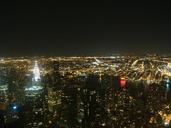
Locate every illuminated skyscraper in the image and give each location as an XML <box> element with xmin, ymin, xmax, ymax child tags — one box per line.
<box><xmin>24</xmin><ymin>61</ymin><xmax>45</xmax><ymax>128</ymax></box>
<box><xmin>32</xmin><ymin>61</ymin><xmax>41</xmax><ymax>82</ymax></box>
<box><xmin>25</xmin><ymin>61</ymin><xmax>42</xmax><ymax>93</ymax></box>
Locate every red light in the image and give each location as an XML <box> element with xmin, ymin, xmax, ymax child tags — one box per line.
<box><xmin>120</xmin><ymin>77</ymin><xmax>126</xmax><ymax>88</ymax></box>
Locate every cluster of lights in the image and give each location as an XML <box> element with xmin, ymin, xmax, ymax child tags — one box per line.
<box><xmin>32</xmin><ymin>61</ymin><xmax>41</xmax><ymax>82</ymax></box>
<box><xmin>164</xmin><ymin>77</ymin><xmax>170</xmax><ymax>91</ymax></box>
<box><xmin>164</xmin><ymin>120</ymin><xmax>170</xmax><ymax>126</ymax></box>
<box><xmin>0</xmin><ymin>85</ymin><xmax>8</xmax><ymax>91</ymax></box>
<box><xmin>25</xmin><ymin>85</ymin><xmax>43</xmax><ymax>91</ymax></box>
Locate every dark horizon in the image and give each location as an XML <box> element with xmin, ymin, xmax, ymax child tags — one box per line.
<box><xmin>0</xmin><ymin>1</ymin><xmax>171</xmax><ymax>56</ymax></box>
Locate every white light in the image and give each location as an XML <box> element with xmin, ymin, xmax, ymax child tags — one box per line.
<box><xmin>166</xmin><ymin>79</ymin><xmax>170</xmax><ymax>83</ymax></box>
<box><xmin>0</xmin><ymin>58</ymin><xmax>4</xmax><ymax>62</ymax></box>
<box><xmin>110</xmin><ymin>56</ymin><xmax>116</xmax><ymax>59</ymax></box>
<box><xmin>13</xmin><ymin>106</ymin><xmax>17</xmax><ymax>110</ymax></box>
<box><xmin>33</xmin><ymin>61</ymin><xmax>41</xmax><ymax>82</ymax></box>
<box><xmin>164</xmin><ymin>121</ymin><xmax>169</xmax><ymax>126</ymax></box>
<box><xmin>167</xmin><ymin>84</ymin><xmax>169</xmax><ymax>88</ymax></box>
<box><xmin>25</xmin><ymin>85</ymin><xmax>43</xmax><ymax>91</ymax></box>
<box><xmin>102</xmin><ymin>123</ymin><xmax>106</xmax><ymax>126</ymax></box>
<box><xmin>0</xmin><ymin>85</ymin><xmax>8</xmax><ymax>91</ymax></box>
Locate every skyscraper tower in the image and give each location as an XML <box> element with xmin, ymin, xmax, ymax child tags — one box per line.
<box><xmin>32</xmin><ymin>61</ymin><xmax>41</xmax><ymax>82</ymax></box>
<box><xmin>24</xmin><ymin>60</ymin><xmax>45</xmax><ymax>128</ymax></box>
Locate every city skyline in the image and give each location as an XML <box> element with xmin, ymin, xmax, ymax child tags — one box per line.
<box><xmin>1</xmin><ymin>2</ymin><xmax>171</xmax><ymax>127</ymax></box>
<box><xmin>1</xmin><ymin>55</ymin><xmax>171</xmax><ymax>127</ymax></box>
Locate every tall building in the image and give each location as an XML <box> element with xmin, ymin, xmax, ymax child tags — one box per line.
<box><xmin>24</xmin><ymin>61</ymin><xmax>45</xmax><ymax>128</ymax></box>
<box><xmin>0</xmin><ymin>63</ymin><xmax>9</xmax><ymax>128</ymax></box>
<box><xmin>53</xmin><ymin>60</ymin><xmax>60</xmax><ymax>72</ymax></box>
<box><xmin>80</xmin><ymin>74</ymin><xmax>108</xmax><ymax>128</ymax></box>
<box><xmin>32</xmin><ymin>61</ymin><xmax>41</xmax><ymax>82</ymax></box>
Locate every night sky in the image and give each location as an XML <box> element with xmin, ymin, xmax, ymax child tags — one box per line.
<box><xmin>0</xmin><ymin>1</ymin><xmax>171</xmax><ymax>56</ymax></box>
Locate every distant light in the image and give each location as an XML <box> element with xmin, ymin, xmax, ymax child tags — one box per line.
<box><xmin>164</xmin><ymin>121</ymin><xmax>169</xmax><ymax>126</ymax></box>
<box><xmin>0</xmin><ymin>85</ymin><xmax>8</xmax><ymax>91</ymax></box>
<box><xmin>11</xmin><ymin>104</ymin><xmax>18</xmax><ymax>111</ymax></box>
<box><xmin>0</xmin><ymin>58</ymin><xmax>4</xmax><ymax>62</ymax></box>
<box><xmin>33</xmin><ymin>61</ymin><xmax>41</xmax><ymax>82</ymax></box>
<box><xmin>167</xmin><ymin>84</ymin><xmax>169</xmax><ymax>88</ymax></box>
<box><xmin>110</xmin><ymin>56</ymin><xmax>116</xmax><ymax>59</ymax></box>
<box><xmin>13</xmin><ymin>105</ymin><xmax>17</xmax><ymax>110</ymax></box>
<box><xmin>120</xmin><ymin>76</ymin><xmax>126</xmax><ymax>88</ymax></box>
<box><xmin>166</xmin><ymin>79</ymin><xmax>170</xmax><ymax>83</ymax></box>
<box><xmin>102</xmin><ymin>123</ymin><xmax>106</xmax><ymax>126</ymax></box>
<box><xmin>25</xmin><ymin>85</ymin><xmax>43</xmax><ymax>91</ymax></box>
<box><xmin>78</xmin><ymin>119</ymin><xmax>82</xmax><ymax>123</ymax></box>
